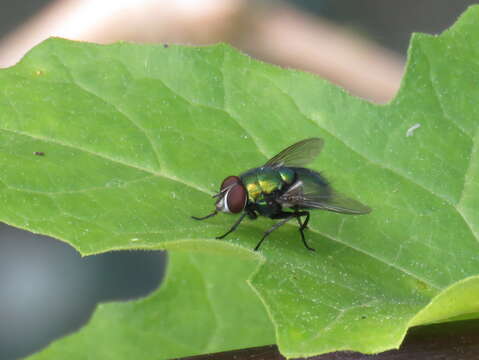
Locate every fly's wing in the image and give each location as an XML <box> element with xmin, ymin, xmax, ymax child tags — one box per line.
<box><xmin>278</xmin><ymin>169</ymin><xmax>371</xmax><ymax>214</ymax></box>
<box><xmin>264</xmin><ymin>138</ymin><xmax>324</xmax><ymax>168</ymax></box>
<box><xmin>304</xmin><ymin>191</ymin><xmax>372</xmax><ymax>214</ymax></box>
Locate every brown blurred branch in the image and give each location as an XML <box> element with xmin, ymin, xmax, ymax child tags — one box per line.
<box><xmin>177</xmin><ymin>319</ymin><xmax>479</xmax><ymax>360</ymax></box>
<box><xmin>235</xmin><ymin>3</ymin><xmax>404</xmax><ymax>103</ymax></box>
<box><xmin>0</xmin><ymin>0</ymin><xmax>403</xmax><ymax>103</ymax></box>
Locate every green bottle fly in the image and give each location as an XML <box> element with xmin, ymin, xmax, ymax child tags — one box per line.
<box><xmin>192</xmin><ymin>138</ymin><xmax>371</xmax><ymax>251</ymax></box>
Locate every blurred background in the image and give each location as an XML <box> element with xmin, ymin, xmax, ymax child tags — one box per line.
<box><xmin>0</xmin><ymin>0</ymin><xmax>477</xmax><ymax>359</ymax></box>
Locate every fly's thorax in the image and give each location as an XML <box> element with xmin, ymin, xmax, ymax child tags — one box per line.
<box><xmin>253</xmin><ymin>193</ymin><xmax>283</xmax><ymax>217</ymax></box>
<box><xmin>240</xmin><ymin>170</ymin><xmax>260</xmax><ymax>202</ymax></box>
<box><xmin>240</xmin><ymin>167</ymin><xmax>296</xmax><ymax>203</ymax></box>
<box><xmin>245</xmin><ymin>182</ymin><xmax>261</xmax><ymax>202</ymax></box>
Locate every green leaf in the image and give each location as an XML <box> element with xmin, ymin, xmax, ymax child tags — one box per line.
<box><xmin>30</xmin><ymin>248</ymin><xmax>275</xmax><ymax>359</ymax></box>
<box><xmin>0</xmin><ymin>5</ymin><xmax>477</xmax><ymax>359</ymax></box>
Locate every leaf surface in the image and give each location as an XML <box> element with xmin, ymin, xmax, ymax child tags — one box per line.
<box><xmin>30</xmin><ymin>248</ymin><xmax>274</xmax><ymax>359</ymax></box>
<box><xmin>0</xmin><ymin>6</ymin><xmax>477</xmax><ymax>359</ymax></box>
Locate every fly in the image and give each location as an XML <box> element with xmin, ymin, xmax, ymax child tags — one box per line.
<box><xmin>192</xmin><ymin>138</ymin><xmax>371</xmax><ymax>251</ymax></box>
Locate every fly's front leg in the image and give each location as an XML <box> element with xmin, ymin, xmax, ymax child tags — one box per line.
<box><xmin>216</xmin><ymin>212</ymin><xmax>248</xmax><ymax>239</ymax></box>
<box><xmin>192</xmin><ymin>210</ymin><xmax>218</xmax><ymax>221</ymax></box>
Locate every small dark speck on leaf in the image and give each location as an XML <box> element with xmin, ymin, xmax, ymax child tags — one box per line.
<box><xmin>34</xmin><ymin>151</ymin><xmax>45</xmax><ymax>156</ymax></box>
<box><xmin>361</xmin><ymin>315</ymin><xmax>367</xmax><ymax>319</ymax></box>
<box><xmin>163</xmin><ymin>43</ymin><xmax>169</xmax><ymax>48</ymax></box>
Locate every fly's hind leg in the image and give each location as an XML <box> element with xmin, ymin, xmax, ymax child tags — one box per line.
<box><xmin>295</xmin><ymin>211</ymin><xmax>314</xmax><ymax>251</ymax></box>
<box><xmin>296</xmin><ymin>211</ymin><xmax>310</xmax><ymax>230</ymax></box>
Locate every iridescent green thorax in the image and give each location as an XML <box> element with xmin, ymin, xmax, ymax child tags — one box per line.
<box><xmin>240</xmin><ymin>167</ymin><xmax>295</xmax><ymax>203</ymax></box>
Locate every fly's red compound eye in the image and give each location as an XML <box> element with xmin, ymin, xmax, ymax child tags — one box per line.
<box><xmin>220</xmin><ymin>176</ymin><xmax>240</xmax><ymax>190</ymax></box>
<box><xmin>226</xmin><ymin>184</ymin><xmax>247</xmax><ymax>213</ymax></box>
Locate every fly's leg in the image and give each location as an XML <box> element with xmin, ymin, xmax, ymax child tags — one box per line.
<box><xmin>191</xmin><ymin>211</ymin><xmax>218</xmax><ymax>221</ymax></box>
<box><xmin>254</xmin><ymin>213</ymin><xmax>295</xmax><ymax>251</ymax></box>
<box><xmin>295</xmin><ymin>211</ymin><xmax>314</xmax><ymax>251</ymax></box>
<box><xmin>247</xmin><ymin>210</ymin><xmax>258</xmax><ymax>220</ymax></box>
<box><xmin>216</xmin><ymin>212</ymin><xmax>248</xmax><ymax>239</ymax></box>
<box><xmin>299</xmin><ymin>211</ymin><xmax>310</xmax><ymax>230</ymax></box>
<box><xmin>292</xmin><ymin>206</ymin><xmax>310</xmax><ymax>229</ymax></box>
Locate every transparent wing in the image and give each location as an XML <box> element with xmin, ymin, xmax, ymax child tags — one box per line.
<box><xmin>264</xmin><ymin>138</ymin><xmax>324</xmax><ymax>168</ymax></box>
<box><xmin>301</xmin><ymin>191</ymin><xmax>372</xmax><ymax>214</ymax></box>
<box><xmin>278</xmin><ymin>169</ymin><xmax>371</xmax><ymax>214</ymax></box>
